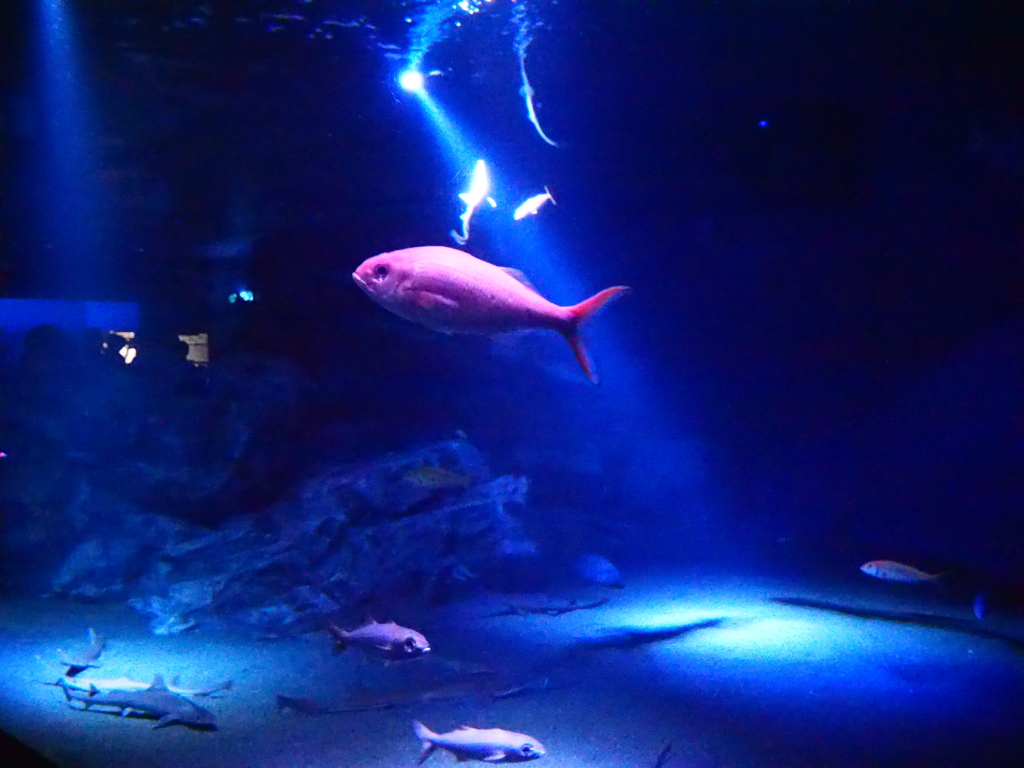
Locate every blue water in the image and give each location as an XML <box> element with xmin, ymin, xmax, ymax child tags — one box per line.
<box><xmin>0</xmin><ymin>1</ymin><xmax>1020</xmax><ymax>767</ymax></box>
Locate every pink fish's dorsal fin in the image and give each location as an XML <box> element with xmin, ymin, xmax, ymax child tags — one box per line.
<box><xmin>498</xmin><ymin>267</ymin><xmax>537</xmax><ymax>292</ymax></box>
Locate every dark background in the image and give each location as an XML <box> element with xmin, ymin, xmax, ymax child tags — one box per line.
<box><xmin>0</xmin><ymin>1</ymin><xmax>1020</xmax><ymax>578</ymax></box>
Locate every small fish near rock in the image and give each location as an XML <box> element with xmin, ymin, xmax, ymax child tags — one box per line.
<box><xmin>860</xmin><ymin>560</ymin><xmax>941</xmax><ymax>583</ymax></box>
<box><xmin>328</xmin><ymin>618</ymin><xmax>431</xmax><ymax>661</ymax></box>
<box><xmin>574</xmin><ymin>553</ymin><xmax>625</xmax><ymax>589</ymax></box>
<box><xmin>413</xmin><ymin>720</ymin><xmax>546</xmax><ymax>764</ymax></box>
<box><xmin>353</xmin><ymin>245</ymin><xmax>629</xmax><ymax>384</ymax></box>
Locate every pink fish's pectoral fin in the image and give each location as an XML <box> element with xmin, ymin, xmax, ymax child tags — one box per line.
<box><xmin>414</xmin><ymin>291</ymin><xmax>459</xmax><ymax>311</ymax></box>
<box><xmin>483</xmin><ymin>753</ymin><xmax>507</xmax><ymax>762</ymax></box>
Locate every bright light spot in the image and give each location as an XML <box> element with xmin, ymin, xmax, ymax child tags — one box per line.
<box><xmin>399</xmin><ymin>70</ymin><xmax>425</xmax><ymax>93</ymax></box>
<box><xmin>119</xmin><ymin>344</ymin><xmax>137</xmax><ymax>364</ymax></box>
<box><xmin>239</xmin><ymin>290</ymin><xmax>254</xmax><ymax>302</ymax></box>
<box><xmin>228</xmin><ymin>293</ymin><xmax>237</xmax><ymax>303</ymax></box>
<box><xmin>758</xmin><ymin>120</ymin><xmax>769</xmax><ymax>128</ymax></box>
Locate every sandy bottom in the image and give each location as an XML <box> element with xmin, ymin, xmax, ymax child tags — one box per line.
<box><xmin>1</xmin><ymin>567</ymin><xmax>1023</xmax><ymax>768</ymax></box>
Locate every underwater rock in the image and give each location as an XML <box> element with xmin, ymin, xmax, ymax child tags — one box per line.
<box><xmin>41</xmin><ymin>438</ymin><xmax>536</xmax><ymax>636</ymax></box>
<box><xmin>0</xmin><ymin>346</ymin><xmax>314</xmax><ymax>528</ymax></box>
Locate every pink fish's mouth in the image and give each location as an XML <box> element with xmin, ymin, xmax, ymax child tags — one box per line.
<box><xmin>352</xmin><ymin>272</ymin><xmax>370</xmax><ymax>294</ymax></box>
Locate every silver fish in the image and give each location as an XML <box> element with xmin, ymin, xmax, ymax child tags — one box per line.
<box><xmin>860</xmin><ymin>560</ymin><xmax>941</xmax><ymax>583</ymax></box>
<box><xmin>328</xmin><ymin>619</ymin><xmax>430</xmax><ymax>661</ymax></box>
<box><xmin>413</xmin><ymin>720</ymin><xmax>546</xmax><ymax>764</ymax></box>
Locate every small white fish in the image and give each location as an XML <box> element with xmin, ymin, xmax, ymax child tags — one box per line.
<box><xmin>452</xmin><ymin>160</ymin><xmax>491</xmax><ymax>245</ymax></box>
<box><xmin>860</xmin><ymin>560</ymin><xmax>941</xmax><ymax>583</ymax></box>
<box><xmin>517</xmin><ymin>41</ymin><xmax>558</xmax><ymax>147</ymax></box>
<box><xmin>413</xmin><ymin>720</ymin><xmax>546</xmax><ymax>764</ymax></box>
<box><xmin>513</xmin><ymin>187</ymin><xmax>555</xmax><ymax>221</ymax></box>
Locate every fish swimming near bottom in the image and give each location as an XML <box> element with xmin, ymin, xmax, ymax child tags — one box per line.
<box><xmin>352</xmin><ymin>246</ymin><xmax>629</xmax><ymax>384</ymax></box>
<box><xmin>328</xmin><ymin>618</ymin><xmax>431</xmax><ymax>661</ymax></box>
<box><xmin>860</xmin><ymin>560</ymin><xmax>941</xmax><ymax>583</ymax></box>
<box><xmin>57</xmin><ymin>628</ymin><xmax>105</xmax><ymax>677</ymax></box>
<box><xmin>58</xmin><ymin>675</ymin><xmax>216</xmax><ymax>729</ymax></box>
<box><xmin>54</xmin><ymin>675</ymin><xmax>232</xmax><ymax>698</ymax></box>
<box><xmin>413</xmin><ymin>720</ymin><xmax>546</xmax><ymax>764</ymax></box>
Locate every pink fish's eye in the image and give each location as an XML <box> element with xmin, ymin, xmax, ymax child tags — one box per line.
<box><xmin>374</xmin><ymin>264</ymin><xmax>388</xmax><ymax>279</ymax></box>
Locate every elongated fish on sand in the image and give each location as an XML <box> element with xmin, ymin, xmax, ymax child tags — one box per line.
<box><xmin>328</xmin><ymin>619</ymin><xmax>430</xmax><ymax>661</ymax></box>
<box><xmin>58</xmin><ymin>675</ymin><xmax>216</xmax><ymax>729</ymax></box>
<box><xmin>860</xmin><ymin>560</ymin><xmax>941</xmax><ymax>583</ymax></box>
<box><xmin>57</xmin><ymin>628</ymin><xmax>105</xmax><ymax>676</ymax></box>
<box><xmin>54</xmin><ymin>675</ymin><xmax>232</xmax><ymax>698</ymax></box>
<box><xmin>353</xmin><ymin>246</ymin><xmax>629</xmax><ymax>384</ymax></box>
<box><xmin>413</xmin><ymin>720</ymin><xmax>546</xmax><ymax>764</ymax></box>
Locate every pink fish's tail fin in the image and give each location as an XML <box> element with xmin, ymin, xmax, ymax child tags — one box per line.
<box><xmin>413</xmin><ymin>721</ymin><xmax>438</xmax><ymax>764</ymax></box>
<box><xmin>562</xmin><ymin>286</ymin><xmax>631</xmax><ymax>385</ymax></box>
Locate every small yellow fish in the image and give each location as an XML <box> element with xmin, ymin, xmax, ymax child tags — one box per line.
<box><xmin>860</xmin><ymin>560</ymin><xmax>941</xmax><ymax>583</ymax></box>
<box><xmin>403</xmin><ymin>466</ymin><xmax>473</xmax><ymax>490</ymax></box>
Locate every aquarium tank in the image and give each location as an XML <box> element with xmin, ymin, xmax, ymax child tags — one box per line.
<box><xmin>0</xmin><ymin>1</ymin><xmax>1020</xmax><ymax>766</ymax></box>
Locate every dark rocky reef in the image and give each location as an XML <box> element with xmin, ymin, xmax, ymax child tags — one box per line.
<box><xmin>0</xmin><ymin>331</ymin><xmax>538</xmax><ymax>635</ymax></box>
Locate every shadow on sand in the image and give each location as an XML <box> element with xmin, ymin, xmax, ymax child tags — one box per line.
<box><xmin>771</xmin><ymin>597</ymin><xmax>1024</xmax><ymax>652</ymax></box>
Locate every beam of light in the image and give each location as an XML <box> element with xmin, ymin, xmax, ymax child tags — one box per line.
<box><xmin>34</xmin><ymin>0</ymin><xmax>107</xmax><ymax>299</ymax></box>
<box><xmin>399</xmin><ymin>0</ymin><xmax>495</xmax><ymax>74</ymax></box>
<box><xmin>512</xmin><ymin>3</ymin><xmax>558</xmax><ymax>148</ymax></box>
<box><xmin>411</xmin><ymin>88</ymin><xmax>480</xmax><ymax>171</ymax></box>
<box><xmin>512</xmin><ymin>186</ymin><xmax>555</xmax><ymax>221</ymax></box>
<box><xmin>451</xmin><ymin>159</ymin><xmax>492</xmax><ymax>246</ymax></box>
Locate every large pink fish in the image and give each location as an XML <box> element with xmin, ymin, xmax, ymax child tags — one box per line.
<box><xmin>352</xmin><ymin>246</ymin><xmax>629</xmax><ymax>384</ymax></box>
